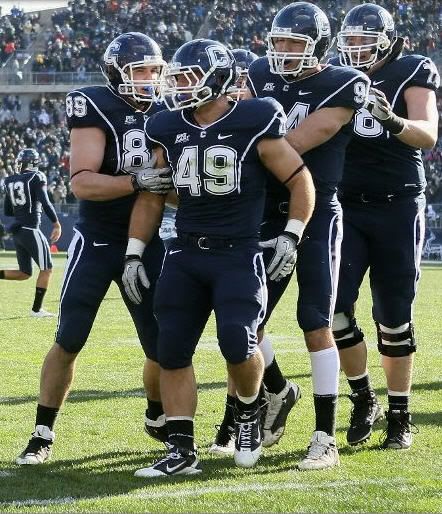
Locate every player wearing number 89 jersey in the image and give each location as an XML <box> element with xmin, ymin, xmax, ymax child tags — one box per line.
<box><xmin>16</xmin><ymin>33</ymin><xmax>171</xmax><ymax>467</ymax></box>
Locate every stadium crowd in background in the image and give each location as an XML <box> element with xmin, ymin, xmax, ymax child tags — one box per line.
<box><xmin>0</xmin><ymin>0</ymin><xmax>441</xmax><ymax>202</ymax></box>
<box><xmin>0</xmin><ymin>6</ymin><xmax>40</xmax><ymax>65</ymax></box>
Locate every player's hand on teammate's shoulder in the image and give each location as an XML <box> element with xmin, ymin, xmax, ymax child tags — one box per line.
<box><xmin>131</xmin><ymin>154</ymin><xmax>174</xmax><ymax>195</ymax></box>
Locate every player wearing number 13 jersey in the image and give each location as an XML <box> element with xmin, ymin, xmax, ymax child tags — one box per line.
<box><xmin>331</xmin><ymin>4</ymin><xmax>440</xmax><ymax>450</ymax></box>
<box><xmin>245</xmin><ymin>2</ymin><xmax>369</xmax><ymax>469</ymax></box>
<box><xmin>16</xmin><ymin>33</ymin><xmax>172</xmax><ymax>466</ymax></box>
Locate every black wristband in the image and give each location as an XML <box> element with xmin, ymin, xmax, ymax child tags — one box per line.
<box><xmin>282</xmin><ymin>231</ymin><xmax>300</xmax><ymax>246</ymax></box>
<box><xmin>131</xmin><ymin>174</ymin><xmax>142</xmax><ymax>193</ymax></box>
<box><xmin>124</xmin><ymin>254</ymin><xmax>140</xmax><ymax>262</ymax></box>
<box><xmin>379</xmin><ymin>113</ymin><xmax>405</xmax><ymax>135</ymax></box>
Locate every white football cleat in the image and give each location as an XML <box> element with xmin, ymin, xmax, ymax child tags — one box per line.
<box><xmin>234</xmin><ymin>408</ymin><xmax>262</xmax><ymax>468</ymax></box>
<box><xmin>298</xmin><ymin>431</ymin><xmax>340</xmax><ymax>470</ymax></box>
<box><xmin>30</xmin><ymin>309</ymin><xmax>56</xmax><ymax>318</ymax></box>
<box><xmin>16</xmin><ymin>425</ymin><xmax>55</xmax><ymax>465</ymax></box>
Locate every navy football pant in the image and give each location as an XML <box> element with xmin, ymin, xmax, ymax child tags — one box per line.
<box><xmin>13</xmin><ymin>226</ymin><xmax>52</xmax><ymax>275</ymax></box>
<box><xmin>260</xmin><ymin>196</ymin><xmax>342</xmax><ymax>333</ymax></box>
<box><xmin>55</xmin><ymin>228</ymin><xmax>164</xmax><ymax>359</ymax></box>
<box><xmin>154</xmin><ymin>241</ymin><xmax>267</xmax><ymax>369</ymax></box>
<box><xmin>335</xmin><ymin>194</ymin><xmax>425</xmax><ymax>327</ymax></box>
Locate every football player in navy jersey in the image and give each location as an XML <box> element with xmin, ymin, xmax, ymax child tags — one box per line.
<box><xmin>1</xmin><ymin>148</ymin><xmax>61</xmax><ymax>317</ymax></box>
<box><xmin>122</xmin><ymin>38</ymin><xmax>315</xmax><ymax>477</ymax></box>
<box><xmin>331</xmin><ymin>4</ymin><xmax>440</xmax><ymax>449</ymax></box>
<box><xmin>243</xmin><ymin>2</ymin><xmax>370</xmax><ymax>469</ymax></box>
<box><xmin>16</xmin><ymin>32</ymin><xmax>174</xmax><ymax>466</ymax></box>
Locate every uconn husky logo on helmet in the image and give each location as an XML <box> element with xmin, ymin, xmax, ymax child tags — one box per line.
<box><xmin>162</xmin><ymin>39</ymin><xmax>236</xmax><ymax>111</ymax></box>
<box><xmin>267</xmin><ymin>2</ymin><xmax>331</xmax><ymax>76</ymax></box>
<box><xmin>15</xmin><ymin>148</ymin><xmax>40</xmax><ymax>173</ymax></box>
<box><xmin>337</xmin><ymin>4</ymin><xmax>396</xmax><ymax>70</ymax></box>
<box><xmin>101</xmin><ymin>32</ymin><xmax>166</xmax><ymax>103</ymax></box>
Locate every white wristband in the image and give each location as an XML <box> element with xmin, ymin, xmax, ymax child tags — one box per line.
<box><xmin>126</xmin><ymin>237</ymin><xmax>146</xmax><ymax>257</ymax></box>
<box><xmin>285</xmin><ymin>219</ymin><xmax>305</xmax><ymax>240</ymax></box>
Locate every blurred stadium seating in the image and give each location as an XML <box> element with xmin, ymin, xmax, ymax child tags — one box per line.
<box><xmin>0</xmin><ymin>0</ymin><xmax>441</xmax><ymax>254</ymax></box>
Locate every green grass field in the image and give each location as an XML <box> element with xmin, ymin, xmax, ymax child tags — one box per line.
<box><xmin>0</xmin><ymin>253</ymin><xmax>441</xmax><ymax>513</ymax></box>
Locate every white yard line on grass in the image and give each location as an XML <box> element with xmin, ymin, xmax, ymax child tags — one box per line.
<box><xmin>1</xmin><ymin>478</ymin><xmax>405</xmax><ymax>508</ymax></box>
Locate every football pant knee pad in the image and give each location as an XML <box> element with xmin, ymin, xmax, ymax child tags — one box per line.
<box><xmin>376</xmin><ymin>322</ymin><xmax>416</xmax><ymax>357</ymax></box>
<box><xmin>218</xmin><ymin>323</ymin><xmax>258</xmax><ymax>364</ymax></box>
<box><xmin>332</xmin><ymin>311</ymin><xmax>364</xmax><ymax>350</ymax></box>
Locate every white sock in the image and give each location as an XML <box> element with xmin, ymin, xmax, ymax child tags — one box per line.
<box><xmin>310</xmin><ymin>346</ymin><xmax>340</xmax><ymax>396</ymax></box>
<box><xmin>237</xmin><ymin>393</ymin><xmax>259</xmax><ymax>404</ymax></box>
<box><xmin>259</xmin><ymin>335</ymin><xmax>275</xmax><ymax>368</ymax></box>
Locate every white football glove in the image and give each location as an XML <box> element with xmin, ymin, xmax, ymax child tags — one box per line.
<box><xmin>260</xmin><ymin>232</ymin><xmax>299</xmax><ymax>281</ymax></box>
<box><xmin>122</xmin><ymin>255</ymin><xmax>150</xmax><ymax>304</ymax></box>
<box><xmin>131</xmin><ymin>156</ymin><xmax>173</xmax><ymax>194</ymax></box>
<box><xmin>367</xmin><ymin>88</ymin><xmax>405</xmax><ymax>135</ymax></box>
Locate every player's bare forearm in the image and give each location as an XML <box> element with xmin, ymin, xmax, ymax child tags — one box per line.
<box><xmin>285</xmin><ymin>107</ymin><xmax>353</xmax><ymax>155</ymax></box>
<box><xmin>396</xmin><ymin>119</ymin><xmax>438</xmax><ymax>149</ymax></box>
<box><xmin>128</xmin><ymin>191</ymin><xmax>165</xmax><ymax>244</ymax></box>
<box><xmin>71</xmin><ymin>171</ymin><xmax>134</xmax><ymax>201</ymax></box>
<box><xmin>286</xmin><ymin>168</ymin><xmax>315</xmax><ymax>225</ymax></box>
<box><xmin>397</xmin><ymin>87</ymin><xmax>438</xmax><ymax>149</ymax></box>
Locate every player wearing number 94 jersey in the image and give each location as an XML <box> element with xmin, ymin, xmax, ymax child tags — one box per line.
<box><xmin>245</xmin><ymin>2</ymin><xmax>369</xmax><ymax>470</ymax></box>
<box><xmin>16</xmin><ymin>32</ymin><xmax>174</xmax><ymax>467</ymax></box>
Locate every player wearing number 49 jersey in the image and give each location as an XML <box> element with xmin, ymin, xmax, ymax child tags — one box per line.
<box><xmin>16</xmin><ymin>32</ymin><xmax>174</xmax><ymax>466</ymax></box>
<box><xmin>242</xmin><ymin>2</ymin><xmax>370</xmax><ymax>470</ymax></box>
<box><xmin>330</xmin><ymin>3</ymin><xmax>440</xmax><ymax>450</ymax></box>
<box><xmin>122</xmin><ymin>38</ymin><xmax>314</xmax><ymax>478</ymax></box>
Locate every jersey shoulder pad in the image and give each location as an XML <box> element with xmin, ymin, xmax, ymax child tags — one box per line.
<box><xmin>396</xmin><ymin>54</ymin><xmax>440</xmax><ymax>91</ymax></box>
<box><xmin>145</xmin><ymin>109</ymin><xmax>178</xmax><ymax>145</ymax></box>
<box><xmin>247</xmin><ymin>57</ymin><xmax>270</xmax><ymax>97</ymax></box>
<box><xmin>247</xmin><ymin>97</ymin><xmax>287</xmax><ymax>138</ymax></box>
<box><xmin>320</xmin><ymin>65</ymin><xmax>370</xmax><ymax>110</ymax></box>
<box><xmin>36</xmin><ymin>171</ymin><xmax>47</xmax><ymax>185</ymax></box>
<box><xmin>66</xmin><ymin>86</ymin><xmax>114</xmax><ymax>130</ymax></box>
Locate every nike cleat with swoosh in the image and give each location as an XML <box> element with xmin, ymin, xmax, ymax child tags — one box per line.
<box><xmin>134</xmin><ymin>443</ymin><xmax>202</xmax><ymax>478</ymax></box>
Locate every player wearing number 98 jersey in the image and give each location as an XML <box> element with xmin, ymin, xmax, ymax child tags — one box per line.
<box><xmin>245</xmin><ymin>2</ymin><xmax>369</xmax><ymax>469</ymax></box>
<box><xmin>15</xmin><ymin>32</ymin><xmax>172</xmax><ymax>467</ymax></box>
<box><xmin>331</xmin><ymin>4</ymin><xmax>440</xmax><ymax>450</ymax></box>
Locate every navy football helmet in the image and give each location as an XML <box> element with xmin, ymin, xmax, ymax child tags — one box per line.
<box><xmin>101</xmin><ymin>32</ymin><xmax>166</xmax><ymax>103</ymax></box>
<box><xmin>337</xmin><ymin>4</ymin><xmax>395</xmax><ymax>70</ymax></box>
<box><xmin>162</xmin><ymin>39</ymin><xmax>236</xmax><ymax>111</ymax></box>
<box><xmin>267</xmin><ymin>2</ymin><xmax>331</xmax><ymax>76</ymax></box>
<box><xmin>228</xmin><ymin>49</ymin><xmax>259</xmax><ymax>100</ymax></box>
<box><xmin>15</xmin><ymin>148</ymin><xmax>40</xmax><ymax>173</ymax></box>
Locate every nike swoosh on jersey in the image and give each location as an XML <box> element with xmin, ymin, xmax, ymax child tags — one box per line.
<box><xmin>218</xmin><ymin>134</ymin><xmax>233</xmax><ymax>140</ymax></box>
<box><xmin>298</xmin><ymin>90</ymin><xmax>312</xmax><ymax>95</ymax></box>
<box><xmin>372</xmin><ymin>80</ymin><xmax>385</xmax><ymax>86</ymax></box>
<box><xmin>169</xmin><ymin>249</ymin><xmax>182</xmax><ymax>255</ymax></box>
<box><xmin>93</xmin><ymin>242</ymin><xmax>109</xmax><ymax>247</ymax></box>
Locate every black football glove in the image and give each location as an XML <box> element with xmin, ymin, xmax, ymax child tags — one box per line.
<box><xmin>122</xmin><ymin>255</ymin><xmax>150</xmax><ymax>304</ymax></box>
<box><xmin>260</xmin><ymin>231</ymin><xmax>299</xmax><ymax>281</ymax></box>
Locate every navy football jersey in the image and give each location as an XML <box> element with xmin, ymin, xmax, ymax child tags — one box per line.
<box><xmin>248</xmin><ymin>58</ymin><xmax>370</xmax><ymax>205</ymax></box>
<box><xmin>332</xmin><ymin>55</ymin><xmax>440</xmax><ymax>195</ymax></box>
<box><xmin>145</xmin><ymin>98</ymin><xmax>286</xmax><ymax>238</ymax></box>
<box><xmin>66</xmin><ymin>86</ymin><xmax>164</xmax><ymax>240</ymax></box>
<box><xmin>4</xmin><ymin>171</ymin><xmax>57</xmax><ymax>229</ymax></box>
